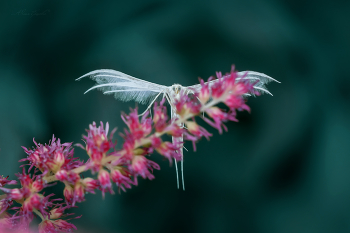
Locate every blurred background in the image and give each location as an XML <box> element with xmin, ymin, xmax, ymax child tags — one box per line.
<box><xmin>1</xmin><ymin>0</ymin><xmax>350</xmax><ymax>232</ymax></box>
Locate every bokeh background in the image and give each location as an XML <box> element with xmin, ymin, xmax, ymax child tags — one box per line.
<box><xmin>1</xmin><ymin>0</ymin><xmax>350</xmax><ymax>232</ymax></box>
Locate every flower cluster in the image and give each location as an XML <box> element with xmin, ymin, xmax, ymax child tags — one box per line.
<box><xmin>0</xmin><ymin>66</ymin><xmax>274</xmax><ymax>232</ymax></box>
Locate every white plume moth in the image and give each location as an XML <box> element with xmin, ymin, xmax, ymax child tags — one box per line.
<box><xmin>76</xmin><ymin>68</ymin><xmax>279</xmax><ymax>190</ymax></box>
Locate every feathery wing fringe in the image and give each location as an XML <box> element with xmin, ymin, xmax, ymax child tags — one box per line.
<box><xmin>76</xmin><ymin>69</ymin><xmax>168</xmax><ymax>105</ymax></box>
<box><xmin>188</xmin><ymin>71</ymin><xmax>280</xmax><ymax>96</ymax></box>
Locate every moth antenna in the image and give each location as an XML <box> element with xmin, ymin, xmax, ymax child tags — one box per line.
<box><xmin>174</xmin><ymin>158</ymin><xmax>179</xmax><ymax>189</ymax></box>
<box><xmin>183</xmin><ymin>146</ymin><xmax>188</xmax><ymax>152</ymax></box>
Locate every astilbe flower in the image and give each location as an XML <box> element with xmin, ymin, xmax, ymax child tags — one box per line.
<box><xmin>21</xmin><ymin>135</ymin><xmax>83</xmax><ymax>175</ymax></box>
<box><xmin>0</xmin><ymin>66</ymin><xmax>275</xmax><ymax>232</ymax></box>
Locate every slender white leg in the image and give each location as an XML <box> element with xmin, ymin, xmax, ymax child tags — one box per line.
<box><xmin>181</xmin><ymin>158</ymin><xmax>185</xmax><ymax>191</ymax></box>
<box><xmin>138</xmin><ymin>91</ymin><xmax>163</xmax><ymax>117</ymax></box>
<box><xmin>174</xmin><ymin>158</ymin><xmax>179</xmax><ymax>189</ymax></box>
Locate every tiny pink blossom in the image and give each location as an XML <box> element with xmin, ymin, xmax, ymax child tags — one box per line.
<box><xmin>55</xmin><ymin>170</ymin><xmax>68</xmax><ymax>182</ymax></box>
<box><xmin>9</xmin><ymin>188</ymin><xmax>23</xmax><ymax>201</ymax></box>
<box><xmin>98</xmin><ymin>170</ymin><xmax>113</xmax><ymax>197</ymax></box>
<box><xmin>73</xmin><ymin>183</ymin><xmax>85</xmax><ymax>203</ymax></box>
<box><xmin>153</xmin><ymin>99</ymin><xmax>168</xmax><ymax>132</ymax></box>
<box><xmin>31</xmin><ymin>180</ymin><xmax>44</xmax><ymax>193</ymax></box>
<box><xmin>155</xmin><ymin>142</ymin><xmax>182</xmax><ymax>163</ymax></box>
<box><xmin>110</xmin><ymin>169</ymin><xmax>133</xmax><ymax>192</ymax></box>
<box><xmin>198</xmin><ymin>78</ymin><xmax>211</xmax><ymax>104</ymax></box>
<box><xmin>63</xmin><ymin>185</ymin><xmax>74</xmax><ymax>205</ymax></box>
<box><xmin>38</xmin><ymin>219</ymin><xmax>77</xmax><ymax>233</ymax></box>
<box><xmin>82</xmin><ymin>178</ymin><xmax>99</xmax><ymax>194</ymax></box>
<box><xmin>130</xmin><ymin>156</ymin><xmax>160</xmax><ymax>182</ymax></box>
<box><xmin>0</xmin><ymin>176</ymin><xmax>17</xmax><ymax>187</ymax></box>
<box><xmin>204</xmin><ymin>107</ymin><xmax>238</xmax><ymax>133</ymax></box>
<box><xmin>224</xmin><ymin>94</ymin><xmax>250</xmax><ymax>112</ymax></box>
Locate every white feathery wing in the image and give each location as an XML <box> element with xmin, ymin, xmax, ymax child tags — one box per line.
<box><xmin>187</xmin><ymin>71</ymin><xmax>280</xmax><ymax>96</ymax></box>
<box><xmin>76</xmin><ymin>69</ymin><xmax>168</xmax><ymax>105</ymax></box>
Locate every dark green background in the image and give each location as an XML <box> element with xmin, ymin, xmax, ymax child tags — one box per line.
<box><xmin>1</xmin><ymin>1</ymin><xmax>350</xmax><ymax>232</ymax></box>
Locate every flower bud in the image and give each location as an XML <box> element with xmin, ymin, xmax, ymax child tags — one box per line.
<box><xmin>49</xmin><ymin>207</ymin><xmax>64</xmax><ymax>219</ymax></box>
<box><xmin>63</xmin><ymin>185</ymin><xmax>74</xmax><ymax>203</ymax></box>
<box><xmin>31</xmin><ymin>180</ymin><xmax>44</xmax><ymax>192</ymax></box>
<box><xmin>98</xmin><ymin>170</ymin><xmax>111</xmax><ymax>190</ymax></box>
<box><xmin>53</xmin><ymin>151</ymin><xmax>65</xmax><ymax>171</ymax></box>
<box><xmin>55</xmin><ymin>169</ymin><xmax>68</xmax><ymax>181</ymax></box>
<box><xmin>10</xmin><ymin>188</ymin><xmax>23</xmax><ymax>200</ymax></box>
<box><xmin>82</xmin><ymin>178</ymin><xmax>99</xmax><ymax>193</ymax></box>
<box><xmin>74</xmin><ymin>182</ymin><xmax>85</xmax><ymax>203</ymax></box>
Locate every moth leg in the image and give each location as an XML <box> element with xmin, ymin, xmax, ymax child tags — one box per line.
<box><xmin>138</xmin><ymin>91</ymin><xmax>163</xmax><ymax>117</ymax></box>
<box><xmin>174</xmin><ymin>158</ymin><xmax>179</xmax><ymax>189</ymax></box>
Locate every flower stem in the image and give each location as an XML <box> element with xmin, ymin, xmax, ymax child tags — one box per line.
<box><xmin>42</xmin><ymin>97</ymin><xmax>224</xmax><ymax>184</ymax></box>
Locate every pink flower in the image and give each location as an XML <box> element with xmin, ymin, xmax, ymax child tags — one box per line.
<box><xmin>184</xmin><ymin>121</ymin><xmax>212</xmax><ymax>151</ymax></box>
<box><xmin>55</xmin><ymin>170</ymin><xmax>68</xmax><ymax>181</ymax></box>
<box><xmin>204</xmin><ymin>107</ymin><xmax>238</xmax><ymax>134</ymax></box>
<box><xmin>153</xmin><ymin>99</ymin><xmax>169</xmax><ymax>132</ymax></box>
<box><xmin>0</xmin><ymin>176</ymin><xmax>17</xmax><ymax>187</ymax></box>
<box><xmin>174</xmin><ymin>92</ymin><xmax>201</xmax><ymax>118</ymax></box>
<box><xmin>130</xmin><ymin>156</ymin><xmax>160</xmax><ymax>182</ymax></box>
<box><xmin>154</xmin><ymin>141</ymin><xmax>182</xmax><ymax>163</ymax></box>
<box><xmin>163</xmin><ymin>124</ymin><xmax>184</xmax><ymax>137</ymax></box>
<box><xmin>31</xmin><ymin>180</ymin><xmax>44</xmax><ymax>193</ymax></box>
<box><xmin>82</xmin><ymin>178</ymin><xmax>99</xmax><ymax>194</ymax></box>
<box><xmin>78</xmin><ymin>121</ymin><xmax>116</xmax><ymax>158</ymax></box>
<box><xmin>39</xmin><ymin>219</ymin><xmax>77</xmax><ymax>233</ymax></box>
<box><xmin>198</xmin><ymin>78</ymin><xmax>211</xmax><ymax>104</ymax></box>
<box><xmin>110</xmin><ymin>169</ymin><xmax>133</xmax><ymax>192</ymax></box>
<box><xmin>211</xmin><ymin>72</ymin><xmax>225</xmax><ymax>99</ymax></box>
<box><xmin>63</xmin><ymin>185</ymin><xmax>74</xmax><ymax>205</ymax></box>
<box><xmin>73</xmin><ymin>183</ymin><xmax>85</xmax><ymax>203</ymax></box>
<box><xmin>21</xmin><ymin>135</ymin><xmax>82</xmax><ymax>174</ymax></box>
<box><xmin>7</xmin><ymin>188</ymin><xmax>23</xmax><ymax>201</ymax></box>
<box><xmin>122</xmin><ymin>109</ymin><xmax>152</xmax><ymax>139</ymax></box>
<box><xmin>0</xmin><ymin>199</ymin><xmax>13</xmax><ymax>214</ymax></box>
<box><xmin>98</xmin><ymin>170</ymin><xmax>113</xmax><ymax>197</ymax></box>
<box><xmin>121</xmin><ymin>129</ymin><xmax>136</xmax><ymax>159</ymax></box>
<box><xmin>224</xmin><ymin>94</ymin><xmax>250</xmax><ymax>112</ymax></box>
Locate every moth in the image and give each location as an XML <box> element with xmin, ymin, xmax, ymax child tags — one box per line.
<box><xmin>76</xmin><ymin>69</ymin><xmax>279</xmax><ymax>190</ymax></box>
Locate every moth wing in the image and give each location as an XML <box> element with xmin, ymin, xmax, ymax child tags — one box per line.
<box><xmin>76</xmin><ymin>69</ymin><xmax>167</xmax><ymax>104</ymax></box>
<box><xmin>186</xmin><ymin>71</ymin><xmax>280</xmax><ymax>96</ymax></box>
